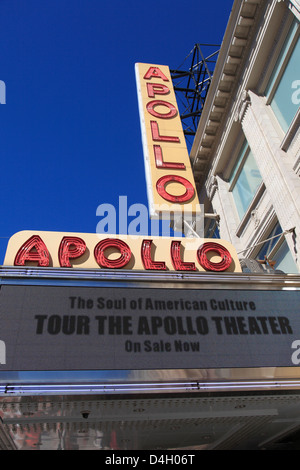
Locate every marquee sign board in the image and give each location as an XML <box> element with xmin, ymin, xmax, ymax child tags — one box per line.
<box><xmin>135</xmin><ymin>63</ymin><xmax>200</xmax><ymax>219</ymax></box>
<box><xmin>3</xmin><ymin>230</ymin><xmax>241</xmax><ymax>273</ymax></box>
<box><xmin>0</xmin><ymin>284</ymin><xmax>299</xmax><ymax>371</ymax></box>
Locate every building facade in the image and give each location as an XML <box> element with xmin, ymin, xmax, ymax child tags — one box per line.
<box><xmin>191</xmin><ymin>0</ymin><xmax>300</xmax><ymax>274</ymax></box>
<box><xmin>0</xmin><ymin>0</ymin><xmax>300</xmax><ymax>451</ymax></box>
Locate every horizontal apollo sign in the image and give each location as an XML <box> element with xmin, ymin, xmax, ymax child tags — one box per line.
<box><xmin>135</xmin><ymin>63</ymin><xmax>200</xmax><ymax>218</ymax></box>
<box><xmin>3</xmin><ymin>231</ymin><xmax>241</xmax><ymax>273</ymax></box>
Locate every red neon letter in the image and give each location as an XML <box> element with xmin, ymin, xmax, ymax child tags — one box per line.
<box><xmin>197</xmin><ymin>242</ymin><xmax>232</xmax><ymax>272</ymax></box>
<box><xmin>150</xmin><ymin>121</ymin><xmax>180</xmax><ymax>143</ymax></box>
<box><xmin>170</xmin><ymin>241</ymin><xmax>196</xmax><ymax>271</ymax></box>
<box><xmin>153</xmin><ymin>145</ymin><xmax>185</xmax><ymax>169</ymax></box>
<box><xmin>141</xmin><ymin>240</ymin><xmax>166</xmax><ymax>270</ymax></box>
<box><xmin>156</xmin><ymin>175</ymin><xmax>195</xmax><ymax>203</ymax></box>
<box><xmin>146</xmin><ymin>100</ymin><xmax>177</xmax><ymax>119</ymax></box>
<box><xmin>14</xmin><ymin>235</ymin><xmax>50</xmax><ymax>267</ymax></box>
<box><xmin>94</xmin><ymin>238</ymin><xmax>131</xmax><ymax>269</ymax></box>
<box><xmin>143</xmin><ymin>67</ymin><xmax>169</xmax><ymax>81</ymax></box>
<box><xmin>146</xmin><ymin>83</ymin><xmax>170</xmax><ymax>98</ymax></box>
<box><xmin>58</xmin><ymin>236</ymin><xmax>86</xmax><ymax>267</ymax></box>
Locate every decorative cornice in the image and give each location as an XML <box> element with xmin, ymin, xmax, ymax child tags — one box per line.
<box><xmin>207</xmin><ymin>175</ymin><xmax>219</xmax><ymax>200</ymax></box>
<box><xmin>234</xmin><ymin>90</ymin><xmax>251</xmax><ymax>122</ymax></box>
<box><xmin>191</xmin><ymin>0</ymin><xmax>264</xmax><ymax>185</ymax></box>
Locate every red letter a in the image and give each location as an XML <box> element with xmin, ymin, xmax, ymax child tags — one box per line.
<box><xmin>143</xmin><ymin>67</ymin><xmax>169</xmax><ymax>81</ymax></box>
<box><xmin>14</xmin><ymin>235</ymin><xmax>50</xmax><ymax>266</ymax></box>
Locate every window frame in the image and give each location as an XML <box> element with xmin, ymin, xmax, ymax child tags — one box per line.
<box><xmin>228</xmin><ymin>141</ymin><xmax>263</xmax><ymax>222</ymax></box>
<box><xmin>254</xmin><ymin>221</ymin><xmax>298</xmax><ymax>273</ymax></box>
<box><xmin>265</xmin><ymin>18</ymin><xmax>300</xmax><ymax>132</ymax></box>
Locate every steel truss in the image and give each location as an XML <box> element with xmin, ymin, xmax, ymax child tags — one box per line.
<box><xmin>170</xmin><ymin>44</ymin><xmax>220</xmax><ymax>149</ymax></box>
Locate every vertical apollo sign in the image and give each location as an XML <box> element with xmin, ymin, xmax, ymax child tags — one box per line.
<box><xmin>135</xmin><ymin>63</ymin><xmax>200</xmax><ymax>219</ymax></box>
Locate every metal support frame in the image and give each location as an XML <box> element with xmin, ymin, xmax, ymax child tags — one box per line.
<box><xmin>170</xmin><ymin>44</ymin><xmax>220</xmax><ymax>149</ymax></box>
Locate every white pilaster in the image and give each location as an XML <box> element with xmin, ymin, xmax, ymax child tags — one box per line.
<box><xmin>240</xmin><ymin>90</ymin><xmax>300</xmax><ymax>268</ymax></box>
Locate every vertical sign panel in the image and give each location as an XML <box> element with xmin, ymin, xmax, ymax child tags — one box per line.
<box><xmin>135</xmin><ymin>63</ymin><xmax>200</xmax><ymax>219</ymax></box>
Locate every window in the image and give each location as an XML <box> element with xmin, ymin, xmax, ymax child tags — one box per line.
<box><xmin>205</xmin><ymin>218</ymin><xmax>220</xmax><ymax>239</ymax></box>
<box><xmin>266</xmin><ymin>19</ymin><xmax>300</xmax><ymax>132</ymax></box>
<box><xmin>256</xmin><ymin>222</ymin><xmax>298</xmax><ymax>273</ymax></box>
<box><xmin>229</xmin><ymin>141</ymin><xmax>263</xmax><ymax>220</ymax></box>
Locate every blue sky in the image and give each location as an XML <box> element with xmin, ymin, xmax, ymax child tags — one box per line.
<box><xmin>0</xmin><ymin>0</ymin><xmax>233</xmax><ymax>264</ymax></box>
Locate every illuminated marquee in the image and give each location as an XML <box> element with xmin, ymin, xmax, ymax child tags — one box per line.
<box><xmin>4</xmin><ymin>231</ymin><xmax>241</xmax><ymax>273</ymax></box>
<box><xmin>135</xmin><ymin>63</ymin><xmax>200</xmax><ymax>218</ymax></box>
